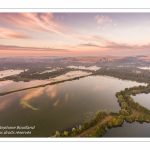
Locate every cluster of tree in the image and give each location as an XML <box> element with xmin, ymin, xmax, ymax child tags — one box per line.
<box><xmin>53</xmin><ymin>111</ymin><xmax>125</xmax><ymax>137</ymax></box>
<box><xmin>115</xmin><ymin>92</ymin><xmax>132</xmax><ymax>115</ymax></box>
<box><xmin>116</xmin><ymin>84</ymin><xmax>150</xmax><ymax>115</ymax></box>
<box><xmin>87</xmin><ymin>115</ymin><xmax>124</xmax><ymax>137</ymax></box>
<box><xmin>125</xmin><ymin>116</ymin><xmax>135</xmax><ymax>123</ymax></box>
<box><xmin>135</xmin><ymin>115</ymin><xmax>150</xmax><ymax>123</ymax></box>
<box><xmin>0</xmin><ymin>76</ymin><xmax>30</xmax><ymax>82</ymax></box>
<box><xmin>52</xmin><ymin>110</ymin><xmax>108</xmax><ymax>137</ymax></box>
<box><xmin>106</xmin><ymin>116</ymin><xmax>124</xmax><ymax>128</ymax></box>
<box><xmin>52</xmin><ymin>130</ymin><xmax>71</xmax><ymax>137</ymax></box>
<box><xmin>94</xmin><ymin>67</ymin><xmax>150</xmax><ymax>83</ymax></box>
<box><xmin>71</xmin><ymin>110</ymin><xmax>108</xmax><ymax>135</ymax></box>
<box><xmin>88</xmin><ymin>124</ymin><xmax>107</xmax><ymax>137</ymax></box>
<box><xmin>0</xmin><ymin>68</ymin><xmax>75</xmax><ymax>82</ymax></box>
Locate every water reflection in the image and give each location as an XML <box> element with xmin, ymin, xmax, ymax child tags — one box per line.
<box><xmin>0</xmin><ymin>98</ymin><xmax>14</xmax><ymax>111</ymax></box>
<box><xmin>0</xmin><ymin>80</ymin><xmax>50</xmax><ymax>93</ymax></box>
<box><xmin>21</xmin><ymin>88</ymin><xmax>44</xmax><ymax>102</ymax></box>
<box><xmin>0</xmin><ymin>69</ymin><xmax>25</xmax><ymax>78</ymax></box>
<box><xmin>67</xmin><ymin>66</ymin><xmax>100</xmax><ymax>71</ymax></box>
<box><xmin>46</xmin><ymin>86</ymin><xmax>57</xmax><ymax>99</ymax></box>
<box><xmin>52</xmin><ymin>71</ymin><xmax>91</xmax><ymax>81</ymax></box>
<box><xmin>39</xmin><ymin>68</ymin><xmax>62</xmax><ymax>74</ymax></box>
<box><xmin>131</xmin><ymin>93</ymin><xmax>150</xmax><ymax>110</ymax></box>
<box><xmin>0</xmin><ymin>75</ymin><xmax>147</xmax><ymax>137</ymax></box>
<box><xmin>0</xmin><ymin>71</ymin><xmax>90</xmax><ymax>94</ymax></box>
<box><xmin>103</xmin><ymin>121</ymin><xmax>150</xmax><ymax>137</ymax></box>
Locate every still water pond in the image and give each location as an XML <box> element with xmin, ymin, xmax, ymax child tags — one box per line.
<box><xmin>103</xmin><ymin>121</ymin><xmax>150</xmax><ymax>137</ymax></box>
<box><xmin>0</xmin><ymin>75</ymin><xmax>146</xmax><ymax>137</ymax></box>
<box><xmin>131</xmin><ymin>94</ymin><xmax>150</xmax><ymax>110</ymax></box>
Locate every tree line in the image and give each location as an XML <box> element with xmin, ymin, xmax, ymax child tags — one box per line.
<box><xmin>94</xmin><ymin>67</ymin><xmax>150</xmax><ymax>83</ymax></box>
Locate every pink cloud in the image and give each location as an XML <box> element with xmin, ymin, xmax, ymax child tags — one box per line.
<box><xmin>0</xmin><ymin>26</ymin><xmax>30</xmax><ymax>39</ymax></box>
<box><xmin>0</xmin><ymin>13</ymin><xmax>67</xmax><ymax>37</ymax></box>
<box><xmin>4</xmin><ymin>34</ymin><xmax>29</xmax><ymax>39</ymax></box>
<box><xmin>75</xmin><ymin>35</ymin><xmax>150</xmax><ymax>53</ymax></box>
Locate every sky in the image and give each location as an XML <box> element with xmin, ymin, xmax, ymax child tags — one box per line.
<box><xmin>1</xmin><ymin>12</ymin><xmax>150</xmax><ymax>56</ymax></box>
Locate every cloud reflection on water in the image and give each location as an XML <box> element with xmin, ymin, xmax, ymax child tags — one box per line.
<box><xmin>0</xmin><ymin>98</ymin><xmax>15</xmax><ymax>111</ymax></box>
<box><xmin>46</xmin><ymin>86</ymin><xmax>57</xmax><ymax>99</ymax></box>
<box><xmin>21</xmin><ymin>88</ymin><xmax>44</xmax><ymax>102</ymax></box>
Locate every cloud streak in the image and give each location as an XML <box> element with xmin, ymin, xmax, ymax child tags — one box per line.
<box><xmin>76</xmin><ymin>35</ymin><xmax>150</xmax><ymax>52</ymax></box>
<box><xmin>0</xmin><ymin>44</ymin><xmax>69</xmax><ymax>52</ymax></box>
<box><xmin>0</xmin><ymin>13</ymin><xmax>68</xmax><ymax>38</ymax></box>
<box><xmin>0</xmin><ymin>27</ymin><xmax>30</xmax><ymax>39</ymax></box>
<box><xmin>78</xmin><ymin>43</ymin><xmax>101</xmax><ymax>48</ymax></box>
<box><xmin>95</xmin><ymin>15</ymin><xmax>112</xmax><ymax>24</ymax></box>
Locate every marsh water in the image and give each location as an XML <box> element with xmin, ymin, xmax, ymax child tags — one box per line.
<box><xmin>0</xmin><ymin>75</ymin><xmax>147</xmax><ymax>137</ymax></box>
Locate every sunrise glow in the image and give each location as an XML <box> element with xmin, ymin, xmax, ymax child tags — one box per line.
<box><xmin>1</xmin><ymin>13</ymin><xmax>150</xmax><ymax>56</ymax></box>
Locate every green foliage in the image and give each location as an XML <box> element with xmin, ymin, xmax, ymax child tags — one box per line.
<box><xmin>119</xmin><ymin>109</ymin><xmax>129</xmax><ymax>116</ymax></box>
<box><xmin>121</xmin><ymin>102</ymin><xmax>128</xmax><ymax>109</ymax></box>
<box><xmin>109</xmin><ymin>112</ymin><xmax>119</xmax><ymax>116</ymax></box>
<box><xmin>90</xmin><ymin>124</ymin><xmax>107</xmax><ymax>137</ymax></box>
<box><xmin>117</xmin><ymin>115</ymin><xmax>125</xmax><ymax>120</ymax></box>
<box><xmin>63</xmin><ymin>131</ymin><xmax>69</xmax><ymax>137</ymax></box>
<box><xmin>111</xmin><ymin>118</ymin><xmax>118</xmax><ymax>126</ymax></box>
<box><xmin>110</xmin><ymin>117</ymin><xmax>124</xmax><ymax>126</ymax></box>
<box><xmin>126</xmin><ymin>106</ymin><xmax>132</xmax><ymax>114</ymax></box>
<box><xmin>131</xmin><ymin>90</ymin><xmax>138</xmax><ymax>95</ymax></box>
<box><xmin>72</xmin><ymin>128</ymin><xmax>77</xmax><ymax>134</ymax></box>
<box><xmin>126</xmin><ymin>97</ymin><xmax>134</xmax><ymax>106</ymax></box>
<box><xmin>144</xmin><ymin>116</ymin><xmax>150</xmax><ymax>122</ymax></box>
<box><xmin>115</xmin><ymin>92</ymin><xmax>121</xmax><ymax>97</ymax></box>
<box><xmin>54</xmin><ymin>131</ymin><xmax>60</xmax><ymax>137</ymax></box>
<box><xmin>82</xmin><ymin>121</ymin><xmax>91</xmax><ymax>130</ymax></box>
<box><xmin>94</xmin><ymin>66</ymin><xmax>150</xmax><ymax>83</ymax></box>
<box><xmin>135</xmin><ymin>115</ymin><xmax>144</xmax><ymax>122</ymax></box>
<box><xmin>107</xmin><ymin>121</ymin><xmax>113</xmax><ymax>128</ymax></box>
<box><xmin>118</xmin><ymin>95</ymin><xmax>124</xmax><ymax>103</ymax></box>
<box><xmin>2</xmin><ymin>68</ymin><xmax>73</xmax><ymax>82</ymax></box>
<box><xmin>125</xmin><ymin>116</ymin><xmax>135</xmax><ymax>123</ymax></box>
<box><xmin>96</xmin><ymin>110</ymin><xmax>108</xmax><ymax>118</ymax></box>
<box><xmin>135</xmin><ymin>115</ymin><xmax>150</xmax><ymax>123</ymax></box>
